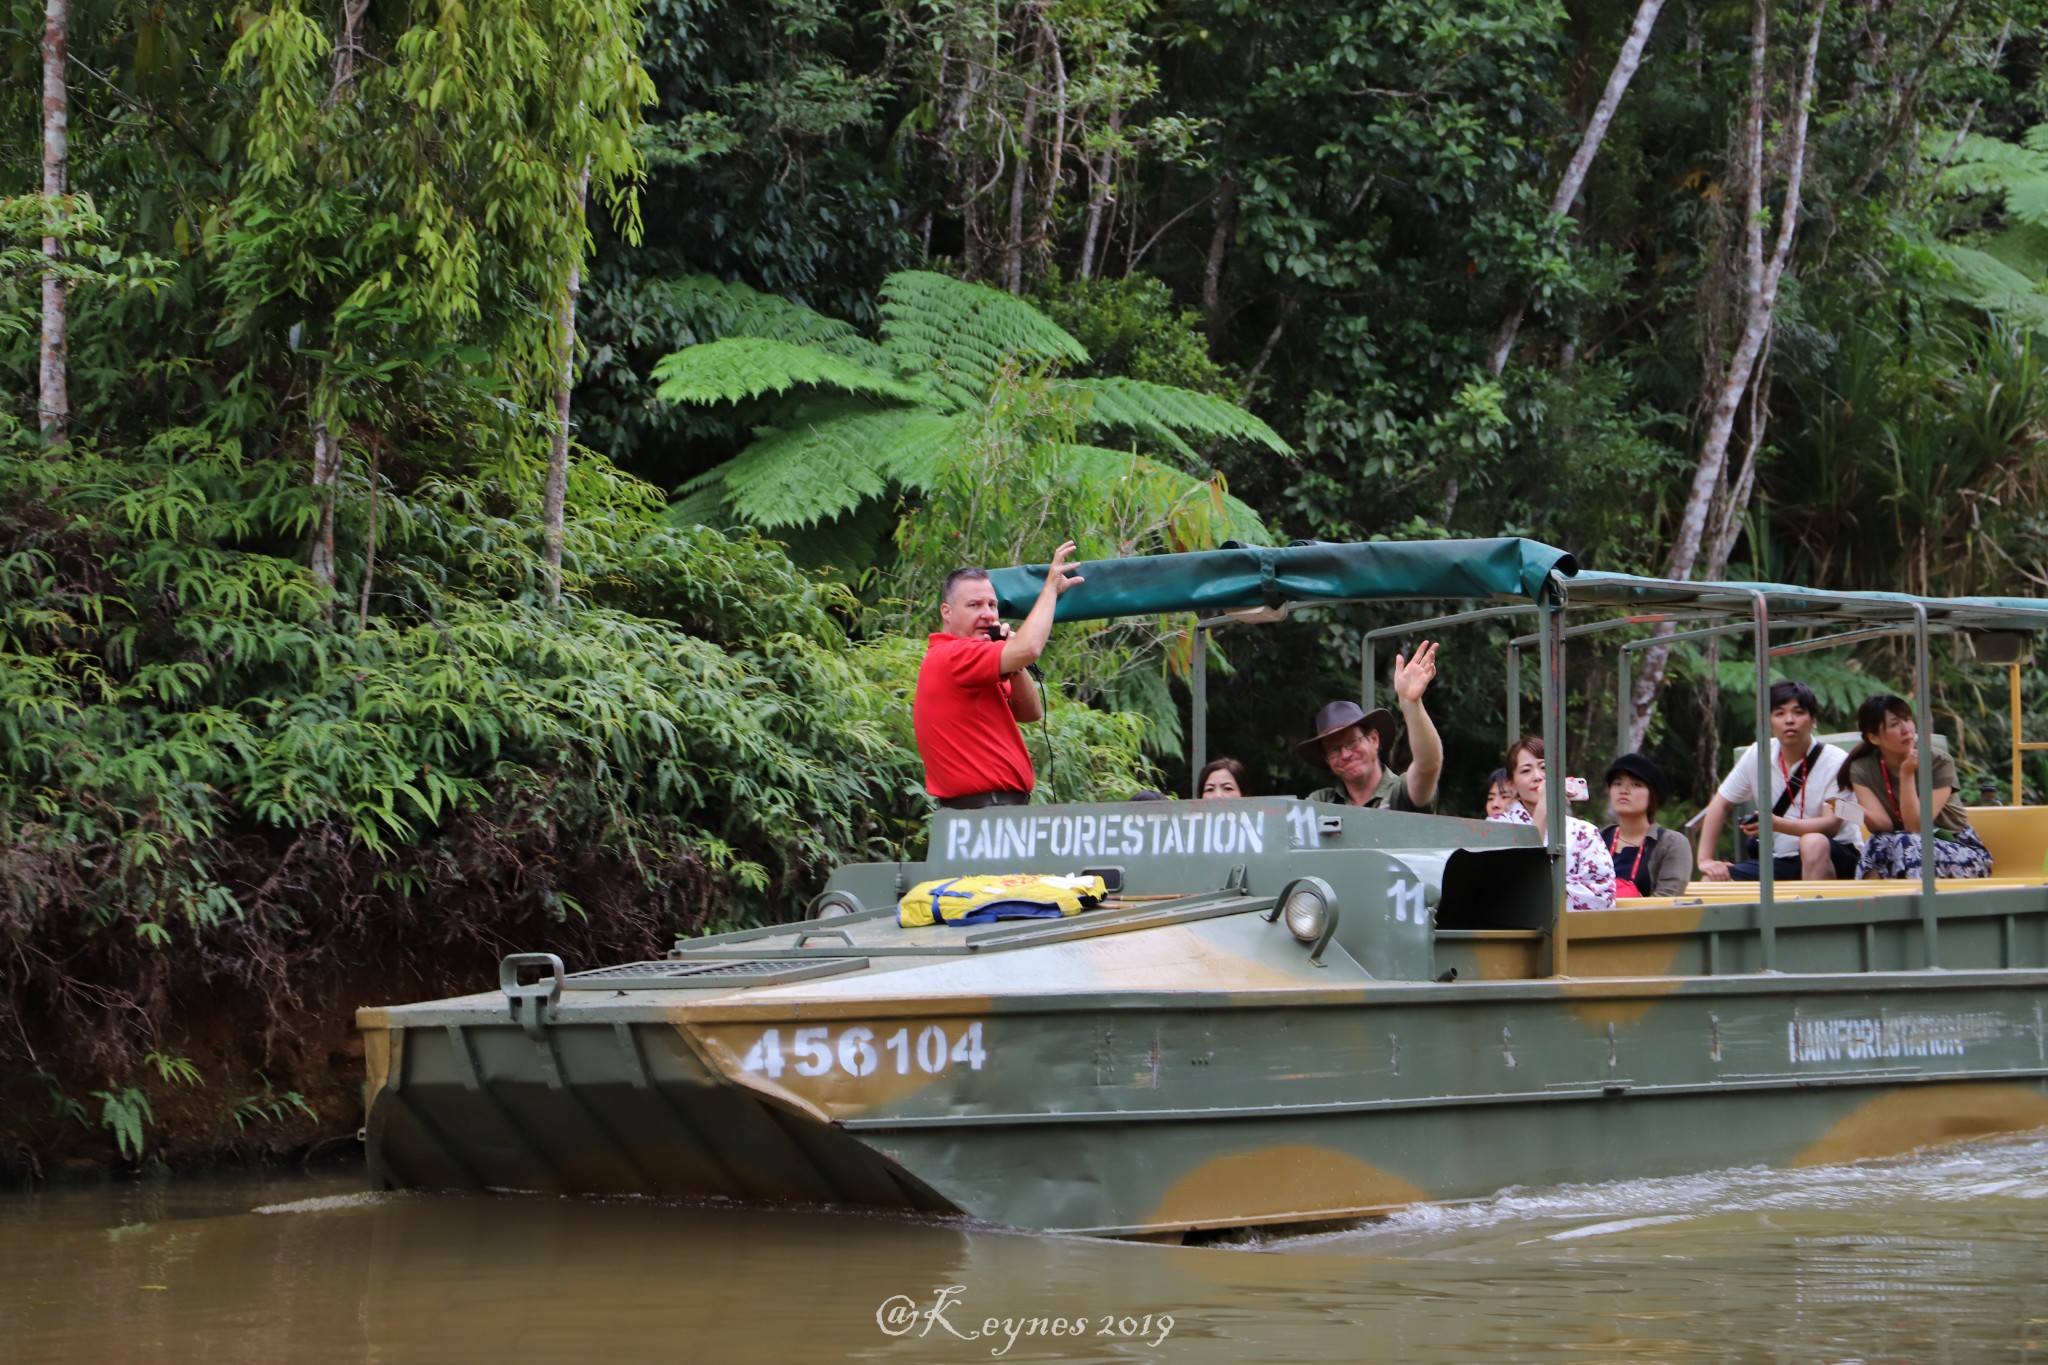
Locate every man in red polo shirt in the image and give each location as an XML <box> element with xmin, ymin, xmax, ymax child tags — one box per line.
<box><xmin>914</xmin><ymin>542</ymin><xmax>1084</xmax><ymax>808</ymax></box>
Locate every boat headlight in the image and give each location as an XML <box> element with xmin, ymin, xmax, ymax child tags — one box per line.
<box><xmin>1265</xmin><ymin>876</ymin><xmax>1340</xmax><ymax>962</ymax></box>
<box><xmin>811</xmin><ymin>891</ymin><xmax>865</xmax><ymax>920</ymax></box>
<box><xmin>1283</xmin><ymin>886</ymin><xmax>1328</xmax><ymax>942</ymax></box>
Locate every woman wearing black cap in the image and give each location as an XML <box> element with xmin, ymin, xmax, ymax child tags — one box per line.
<box><xmin>1601</xmin><ymin>753</ymin><xmax>1691</xmax><ymax>898</ymax></box>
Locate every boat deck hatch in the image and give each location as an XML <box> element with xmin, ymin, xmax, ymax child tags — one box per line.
<box><xmin>562</xmin><ymin>958</ymin><xmax>869</xmax><ymax>990</ymax></box>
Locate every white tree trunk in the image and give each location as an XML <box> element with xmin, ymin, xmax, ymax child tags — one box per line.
<box><xmin>39</xmin><ymin>0</ymin><xmax>69</xmax><ymax>444</ymax></box>
<box><xmin>1487</xmin><ymin>0</ymin><xmax>1667</xmax><ymax>375</ymax></box>
<box><xmin>544</xmin><ymin>165</ymin><xmax>592</xmax><ymax>607</ymax></box>
<box><xmin>308</xmin><ymin>367</ymin><xmax>341</xmax><ymax>591</ymax></box>
<box><xmin>1626</xmin><ymin>0</ymin><xmax>1828</xmax><ymax>750</ymax></box>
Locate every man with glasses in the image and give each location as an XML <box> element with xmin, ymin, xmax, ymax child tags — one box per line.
<box><xmin>1299</xmin><ymin>642</ymin><xmax>1443</xmax><ymax>812</ymax></box>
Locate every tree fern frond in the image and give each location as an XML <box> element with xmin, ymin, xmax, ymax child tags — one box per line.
<box><xmin>869</xmin><ymin>412</ymin><xmax>973</xmax><ymax>491</ymax></box>
<box><xmin>719</xmin><ymin>399</ymin><xmax>913</xmax><ymax>529</ymax></box>
<box><xmin>880</xmin><ymin>271</ymin><xmax>1089</xmax><ymax>405</ymax></box>
<box><xmin>1986</xmin><ymin>223</ymin><xmax>2048</xmax><ymax>281</ymax></box>
<box><xmin>1055</xmin><ymin>377</ymin><xmax>1292</xmax><ymax>460</ymax></box>
<box><xmin>782</xmin><ymin>498</ymin><xmax>898</xmax><ymax>576</ymax></box>
<box><xmin>1923</xmin><ymin>242</ymin><xmax>2048</xmax><ymax>334</ymax></box>
<box><xmin>665</xmin><ymin>480</ymin><xmax>736</xmax><ymax>529</ymax></box>
<box><xmin>1937</xmin><ymin>134</ymin><xmax>2048</xmax><ymax>230</ymax></box>
<box><xmin>1051</xmin><ymin>445</ymin><xmax>1273</xmax><ymax>546</ymax></box>
<box><xmin>608</xmin><ymin>274</ymin><xmax>886</xmax><ymax>365</ymax></box>
<box><xmin>652</xmin><ymin>337</ymin><xmax>927</xmax><ymax>407</ymax></box>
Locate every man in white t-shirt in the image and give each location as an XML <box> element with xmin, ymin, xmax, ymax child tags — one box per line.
<box><xmin>1696</xmin><ymin>680</ymin><xmax>1859</xmax><ymax>882</ymax></box>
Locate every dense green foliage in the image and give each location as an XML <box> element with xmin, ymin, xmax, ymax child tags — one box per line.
<box><xmin>10</xmin><ymin>0</ymin><xmax>2048</xmax><ymax>1169</ymax></box>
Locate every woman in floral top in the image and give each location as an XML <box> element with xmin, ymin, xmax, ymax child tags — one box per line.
<box><xmin>1487</xmin><ymin>735</ymin><xmax>1616</xmax><ymax>911</ymax></box>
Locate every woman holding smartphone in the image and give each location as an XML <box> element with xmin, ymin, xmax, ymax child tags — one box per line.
<box><xmin>1487</xmin><ymin>735</ymin><xmax>1616</xmax><ymax>910</ymax></box>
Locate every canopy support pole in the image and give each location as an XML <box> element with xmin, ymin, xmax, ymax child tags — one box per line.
<box><xmin>1616</xmin><ymin>650</ymin><xmax>1631</xmax><ymax>756</ymax></box>
<box><xmin>2014</xmin><ymin>662</ymin><xmax>2025</xmax><ymax>805</ymax></box>
<box><xmin>1191</xmin><ymin>627</ymin><xmax>1209</xmax><ymax>797</ymax></box>
<box><xmin>1362</xmin><ymin>638</ymin><xmax>1375</xmax><ymax>712</ymax></box>
<box><xmin>1914</xmin><ymin>603</ymin><xmax>1940</xmax><ymax>967</ymax></box>
<box><xmin>1750</xmin><ymin>591</ymin><xmax>1776</xmax><ymax>972</ymax></box>
<box><xmin>1506</xmin><ymin>644</ymin><xmax>1520</xmax><ymax>753</ymax></box>
<box><xmin>1541</xmin><ymin>589</ymin><xmax>1569</xmax><ymax>977</ymax></box>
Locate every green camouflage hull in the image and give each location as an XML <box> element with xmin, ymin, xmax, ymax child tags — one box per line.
<box><xmin>360</xmin><ymin>799</ymin><xmax>2048</xmax><ymax>1235</ymax></box>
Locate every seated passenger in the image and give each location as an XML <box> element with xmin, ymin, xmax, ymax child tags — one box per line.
<box><xmin>1484</xmin><ymin>767</ymin><xmax>1513</xmax><ymax>818</ymax></box>
<box><xmin>1198</xmin><ymin>757</ymin><xmax>1249</xmax><ymax>798</ymax></box>
<box><xmin>1845</xmin><ymin>694</ymin><xmax>1993</xmax><ymax>879</ymax></box>
<box><xmin>1299</xmin><ymin>642</ymin><xmax>1442</xmax><ymax>810</ymax></box>
<box><xmin>1600</xmin><ymin>753</ymin><xmax>1690</xmax><ymax>897</ymax></box>
<box><xmin>1695</xmin><ymin>680</ymin><xmax>1857</xmax><ymax>883</ymax></box>
<box><xmin>1489</xmin><ymin>736</ymin><xmax>1616</xmax><ymax>910</ymax></box>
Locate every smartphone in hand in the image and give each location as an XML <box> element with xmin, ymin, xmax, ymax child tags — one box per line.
<box><xmin>1563</xmin><ymin>776</ymin><xmax>1589</xmax><ymax>802</ymax></box>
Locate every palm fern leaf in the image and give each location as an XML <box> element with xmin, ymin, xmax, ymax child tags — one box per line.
<box><xmin>1936</xmin><ymin>134</ymin><xmax>2048</xmax><ymax>230</ymax></box>
<box><xmin>1924</xmin><ymin>242</ymin><xmax>2048</xmax><ymax>334</ymax></box>
<box><xmin>1051</xmin><ymin>444</ymin><xmax>1271</xmax><ymax>546</ymax></box>
<box><xmin>880</xmin><ymin>271</ymin><xmax>1089</xmax><ymax>409</ymax></box>
<box><xmin>1055</xmin><ymin>377</ymin><xmax>1292</xmax><ymax>460</ymax></box>
<box><xmin>654</xmin><ymin>274</ymin><xmax>887</xmax><ymax>362</ymax></box>
<box><xmin>611</xmin><ymin>274</ymin><xmax>887</xmax><ymax>365</ymax></box>
<box><xmin>652</xmin><ymin>337</ymin><xmax>927</xmax><ymax>407</ymax></box>
<box><xmin>718</xmin><ymin>399</ymin><xmax>938</xmax><ymax>529</ymax></box>
<box><xmin>665</xmin><ymin>478</ymin><xmax>737</xmax><ymax>530</ymax></box>
<box><xmin>866</xmin><ymin>411</ymin><xmax>974</xmax><ymax>491</ymax></box>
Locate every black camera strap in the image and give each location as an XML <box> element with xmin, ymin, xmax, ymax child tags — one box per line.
<box><xmin>1772</xmin><ymin>746</ymin><xmax>1823</xmax><ymax>817</ymax></box>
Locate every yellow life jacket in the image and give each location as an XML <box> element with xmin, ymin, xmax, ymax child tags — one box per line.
<box><xmin>897</xmin><ymin>873</ymin><xmax>1107</xmax><ymax>927</ymax></box>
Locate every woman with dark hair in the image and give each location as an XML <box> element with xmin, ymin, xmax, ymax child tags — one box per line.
<box><xmin>1487</xmin><ymin>735</ymin><xmax>1615</xmax><ymax>910</ymax></box>
<box><xmin>1844</xmin><ymin>695</ymin><xmax>1993</xmax><ymax>880</ymax></box>
<box><xmin>1197</xmin><ymin>757</ymin><xmax>1249</xmax><ymax>798</ymax></box>
<box><xmin>1601</xmin><ymin>753</ymin><xmax>1691</xmax><ymax>897</ymax></box>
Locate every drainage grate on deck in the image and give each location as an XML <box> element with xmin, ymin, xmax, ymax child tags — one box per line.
<box><xmin>561</xmin><ymin>957</ymin><xmax>868</xmax><ymax>990</ymax></box>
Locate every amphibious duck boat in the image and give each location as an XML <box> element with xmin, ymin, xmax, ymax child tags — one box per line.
<box><xmin>359</xmin><ymin>539</ymin><xmax>2048</xmax><ymax>1236</ymax></box>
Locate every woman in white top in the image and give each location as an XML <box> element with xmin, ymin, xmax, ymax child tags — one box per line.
<box><xmin>1487</xmin><ymin>735</ymin><xmax>1615</xmax><ymax>911</ymax></box>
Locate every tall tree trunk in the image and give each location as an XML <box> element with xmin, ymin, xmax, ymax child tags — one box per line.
<box><xmin>358</xmin><ymin>433</ymin><xmax>382</xmax><ymax>630</ymax></box>
<box><xmin>1922</xmin><ymin>18</ymin><xmax>2012</xmax><ymax>202</ymax></box>
<box><xmin>1626</xmin><ymin>0</ymin><xmax>1827</xmax><ymax>750</ymax></box>
<box><xmin>1002</xmin><ymin>18</ymin><xmax>1044</xmax><ymax>295</ymax></box>
<box><xmin>306</xmin><ymin>0</ymin><xmax>371</xmax><ymax>593</ymax></box>
<box><xmin>1203</xmin><ymin>175</ymin><xmax>1238</xmax><ymax>332</ymax></box>
<box><xmin>1487</xmin><ymin>0</ymin><xmax>1667</xmax><ymax>375</ymax></box>
<box><xmin>1036</xmin><ymin>24</ymin><xmax>1067</xmax><ymax>270</ymax></box>
<box><xmin>308</xmin><ymin>365</ymin><xmax>341</xmax><ymax>592</ymax></box>
<box><xmin>545</xmin><ymin>166</ymin><xmax>591</xmax><ymax>608</ymax></box>
<box><xmin>39</xmin><ymin>0</ymin><xmax>70</xmax><ymax>444</ymax></box>
<box><xmin>1848</xmin><ymin>0</ymin><xmax>1971</xmax><ymax>199</ymax></box>
<box><xmin>1077</xmin><ymin>105</ymin><xmax>1120</xmax><ymax>280</ymax></box>
<box><xmin>1706</xmin><ymin>349</ymin><xmax>1771</xmax><ymax>579</ymax></box>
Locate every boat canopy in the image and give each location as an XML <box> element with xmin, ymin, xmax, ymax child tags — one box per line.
<box><xmin>988</xmin><ymin>538</ymin><xmax>1579</xmax><ymax>623</ymax></box>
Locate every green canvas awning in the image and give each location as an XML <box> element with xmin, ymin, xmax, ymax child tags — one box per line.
<box><xmin>988</xmin><ymin>538</ymin><xmax>1578</xmax><ymax>623</ymax></box>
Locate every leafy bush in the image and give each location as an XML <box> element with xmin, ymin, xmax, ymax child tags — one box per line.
<box><xmin>0</xmin><ymin>421</ymin><xmax>1152</xmax><ymax>1165</ymax></box>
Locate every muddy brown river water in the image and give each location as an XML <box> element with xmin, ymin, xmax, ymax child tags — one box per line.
<box><xmin>6</xmin><ymin>1133</ymin><xmax>2048</xmax><ymax>1362</ymax></box>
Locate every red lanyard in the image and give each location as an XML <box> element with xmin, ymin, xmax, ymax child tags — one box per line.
<box><xmin>1776</xmin><ymin>746</ymin><xmax>1807</xmax><ymax>818</ymax></box>
<box><xmin>1607</xmin><ymin>827</ymin><xmax>1643</xmax><ymax>871</ymax></box>
<box><xmin>1880</xmin><ymin>761</ymin><xmax>1900</xmax><ymax>824</ymax></box>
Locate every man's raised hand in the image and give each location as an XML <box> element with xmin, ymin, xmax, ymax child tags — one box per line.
<box><xmin>1392</xmin><ymin>640</ymin><xmax>1438</xmax><ymax>705</ymax></box>
<box><xmin>1046</xmin><ymin>540</ymin><xmax>1085</xmax><ymax>596</ymax></box>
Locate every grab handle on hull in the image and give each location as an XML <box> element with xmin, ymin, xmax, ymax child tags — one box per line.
<box><xmin>500</xmin><ymin>953</ymin><xmax>564</xmax><ymax>1040</ymax></box>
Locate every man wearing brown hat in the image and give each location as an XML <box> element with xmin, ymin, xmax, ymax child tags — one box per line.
<box><xmin>1300</xmin><ymin>642</ymin><xmax>1442</xmax><ymax>811</ymax></box>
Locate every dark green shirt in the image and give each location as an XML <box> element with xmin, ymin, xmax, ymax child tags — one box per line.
<box><xmin>1306</xmin><ymin>767</ymin><xmax>1430</xmax><ymax>814</ymax></box>
<box><xmin>1845</xmin><ymin>750</ymin><xmax>1973</xmax><ymax>833</ymax></box>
